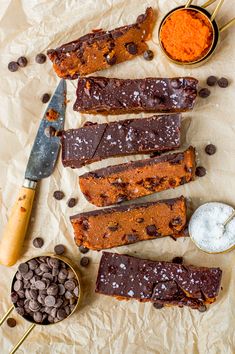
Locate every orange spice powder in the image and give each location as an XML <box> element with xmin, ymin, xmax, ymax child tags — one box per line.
<box><xmin>160</xmin><ymin>9</ymin><xmax>213</xmax><ymax>63</ymax></box>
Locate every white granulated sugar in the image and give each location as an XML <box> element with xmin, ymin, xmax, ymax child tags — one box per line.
<box><xmin>189</xmin><ymin>202</ymin><xmax>235</xmax><ymax>253</ymax></box>
<box><xmin>127</xmin><ymin>290</ymin><xmax>134</xmax><ymax>297</ymax></box>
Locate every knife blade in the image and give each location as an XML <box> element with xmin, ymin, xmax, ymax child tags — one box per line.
<box><xmin>0</xmin><ymin>79</ymin><xmax>67</xmax><ymax>266</ymax></box>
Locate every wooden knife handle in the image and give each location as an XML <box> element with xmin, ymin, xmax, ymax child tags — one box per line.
<box><xmin>0</xmin><ymin>181</ymin><xmax>36</xmax><ymax>266</ymax></box>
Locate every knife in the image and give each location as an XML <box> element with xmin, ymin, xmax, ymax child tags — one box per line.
<box><xmin>0</xmin><ymin>79</ymin><xmax>66</xmax><ymax>266</ymax></box>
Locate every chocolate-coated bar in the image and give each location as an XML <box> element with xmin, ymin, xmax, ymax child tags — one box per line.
<box><xmin>73</xmin><ymin>76</ymin><xmax>198</xmax><ymax>114</ymax></box>
<box><xmin>79</xmin><ymin>146</ymin><xmax>196</xmax><ymax>206</ymax></box>
<box><xmin>70</xmin><ymin>196</ymin><xmax>187</xmax><ymax>250</ymax></box>
<box><xmin>61</xmin><ymin>114</ymin><xmax>181</xmax><ymax>168</ymax></box>
<box><xmin>96</xmin><ymin>252</ymin><xmax>222</xmax><ymax>309</ymax></box>
<box><xmin>47</xmin><ymin>8</ymin><xmax>155</xmax><ymax>79</ymax></box>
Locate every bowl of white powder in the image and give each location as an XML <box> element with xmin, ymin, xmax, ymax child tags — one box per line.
<box><xmin>189</xmin><ymin>202</ymin><xmax>235</xmax><ymax>253</ymax></box>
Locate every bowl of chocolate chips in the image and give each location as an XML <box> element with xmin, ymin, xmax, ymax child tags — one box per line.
<box><xmin>10</xmin><ymin>254</ymin><xmax>81</xmax><ymax>325</ymax></box>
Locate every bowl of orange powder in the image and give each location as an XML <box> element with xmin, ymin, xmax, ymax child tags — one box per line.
<box><xmin>159</xmin><ymin>7</ymin><xmax>214</xmax><ymax>65</ymax></box>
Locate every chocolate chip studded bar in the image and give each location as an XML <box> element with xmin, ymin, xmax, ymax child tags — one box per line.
<box><xmin>47</xmin><ymin>8</ymin><xmax>155</xmax><ymax>79</ymax></box>
<box><xmin>61</xmin><ymin>114</ymin><xmax>181</xmax><ymax>168</ymax></box>
<box><xmin>79</xmin><ymin>146</ymin><xmax>196</xmax><ymax>207</ymax></box>
<box><xmin>70</xmin><ymin>196</ymin><xmax>187</xmax><ymax>250</ymax></box>
<box><xmin>95</xmin><ymin>252</ymin><xmax>222</xmax><ymax>309</ymax></box>
<box><xmin>73</xmin><ymin>76</ymin><xmax>198</xmax><ymax>114</ymax></box>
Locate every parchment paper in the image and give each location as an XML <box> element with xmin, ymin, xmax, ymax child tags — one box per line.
<box><xmin>0</xmin><ymin>1</ymin><xmax>235</xmax><ymax>353</ymax></box>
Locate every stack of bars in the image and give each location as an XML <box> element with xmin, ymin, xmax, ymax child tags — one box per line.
<box><xmin>47</xmin><ymin>7</ymin><xmax>222</xmax><ymax>310</ymax></box>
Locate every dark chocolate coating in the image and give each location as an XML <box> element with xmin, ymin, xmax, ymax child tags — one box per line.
<box><xmin>61</xmin><ymin>114</ymin><xmax>181</xmax><ymax>168</ymax></box>
<box><xmin>73</xmin><ymin>76</ymin><xmax>198</xmax><ymax>114</ymax></box>
<box><xmin>96</xmin><ymin>252</ymin><xmax>222</xmax><ymax>309</ymax></box>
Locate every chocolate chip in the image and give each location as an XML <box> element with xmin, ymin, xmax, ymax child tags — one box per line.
<box><xmin>108</xmin><ymin>223</ymin><xmax>119</xmax><ymax>232</ymax></box>
<box><xmin>136</xmin><ymin>218</ymin><xmax>144</xmax><ymax>223</ymax></box>
<box><xmin>45</xmin><ymin>295</ymin><xmax>56</xmax><ymax>307</ymax></box>
<box><xmin>126</xmin><ymin>42</ymin><xmax>137</xmax><ymax>55</ymax></box>
<box><xmin>146</xmin><ymin>224</ymin><xmax>158</xmax><ymax>236</ymax></box>
<box><xmin>17</xmin><ymin>56</ymin><xmax>28</xmax><ymax>67</ymax></box>
<box><xmin>53</xmin><ymin>190</ymin><xmax>64</xmax><ymax>200</ymax></box>
<box><xmin>205</xmin><ymin>144</ymin><xmax>216</xmax><ymax>155</ymax></box>
<box><xmin>172</xmin><ymin>256</ymin><xmax>183</xmax><ymax>264</ymax></box>
<box><xmin>198</xmin><ymin>88</ymin><xmax>210</xmax><ymax>98</ymax></box>
<box><xmin>143</xmin><ymin>49</ymin><xmax>154</xmax><ymax>61</ymax></box>
<box><xmin>29</xmin><ymin>289</ymin><xmax>38</xmax><ymax>300</ymax></box>
<box><xmin>14</xmin><ymin>280</ymin><xmax>23</xmax><ymax>292</ymax></box>
<box><xmin>28</xmin><ymin>259</ymin><xmax>38</xmax><ymax>270</ymax></box>
<box><xmin>198</xmin><ymin>305</ymin><xmax>207</xmax><ymax>312</ymax></box>
<box><xmin>58</xmin><ymin>269</ymin><xmax>68</xmax><ymax>280</ymax></box>
<box><xmin>23</xmin><ymin>270</ymin><xmax>34</xmax><ymax>281</ymax></box>
<box><xmin>29</xmin><ymin>300</ymin><xmax>41</xmax><ymax>312</ymax></box>
<box><xmin>11</xmin><ymin>292</ymin><xmax>19</xmax><ymax>303</ymax></box>
<box><xmin>153</xmin><ymin>303</ymin><xmax>164</xmax><ymax>309</ymax></box>
<box><xmin>67</xmin><ymin>198</ymin><xmax>77</xmax><ymax>208</ymax></box>
<box><xmin>58</xmin><ymin>284</ymin><xmax>65</xmax><ymax>296</ymax></box>
<box><xmin>49</xmin><ymin>257</ymin><xmax>60</xmax><ymax>268</ymax></box>
<box><xmin>33</xmin><ymin>311</ymin><xmax>43</xmax><ymax>323</ymax></box>
<box><xmin>47</xmin><ymin>284</ymin><xmax>58</xmax><ymax>296</ymax></box>
<box><xmin>16</xmin><ymin>307</ymin><xmax>25</xmax><ymax>316</ymax></box>
<box><xmin>54</xmin><ymin>244</ymin><xmax>65</xmax><ymax>255</ymax></box>
<box><xmin>80</xmin><ymin>257</ymin><xmax>89</xmax><ymax>267</ymax></box>
<box><xmin>170</xmin><ymin>217</ymin><xmax>182</xmax><ymax>226</ymax></box>
<box><xmin>206</xmin><ymin>76</ymin><xmax>217</xmax><ymax>86</ymax></box>
<box><xmin>79</xmin><ymin>245</ymin><xmax>89</xmax><ymax>254</ymax></box>
<box><xmin>41</xmin><ymin>93</ymin><xmax>51</xmax><ymax>103</ymax></box>
<box><xmin>105</xmin><ymin>54</ymin><xmax>117</xmax><ymax>65</ymax></box>
<box><xmin>74</xmin><ymin>287</ymin><xmax>79</xmax><ymax>297</ymax></box>
<box><xmin>35</xmin><ymin>53</ymin><xmax>46</xmax><ymax>64</ymax></box>
<box><xmin>18</xmin><ymin>263</ymin><xmax>29</xmax><ymax>274</ymax></box>
<box><xmin>195</xmin><ymin>166</ymin><xmax>207</xmax><ymax>177</ymax></box>
<box><xmin>57</xmin><ymin>308</ymin><xmax>67</xmax><ymax>320</ymax></box>
<box><xmin>171</xmin><ymin>79</ymin><xmax>181</xmax><ymax>89</ymax></box>
<box><xmin>8</xmin><ymin>61</ymin><xmax>19</xmax><ymax>72</ymax></box>
<box><xmin>7</xmin><ymin>318</ymin><xmax>17</xmax><ymax>327</ymax></box>
<box><xmin>127</xmin><ymin>234</ymin><xmax>138</xmax><ymax>242</ymax></box>
<box><xmin>33</xmin><ymin>237</ymin><xmax>44</xmax><ymax>248</ymax></box>
<box><xmin>218</xmin><ymin>77</ymin><xmax>228</xmax><ymax>88</ymax></box>
<box><xmin>35</xmin><ymin>280</ymin><xmax>47</xmax><ymax>290</ymax></box>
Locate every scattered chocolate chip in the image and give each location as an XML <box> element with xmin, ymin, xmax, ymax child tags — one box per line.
<box><xmin>198</xmin><ymin>305</ymin><xmax>207</xmax><ymax>312</ymax></box>
<box><xmin>54</xmin><ymin>244</ymin><xmax>65</xmax><ymax>255</ymax></box>
<box><xmin>67</xmin><ymin>198</ymin><xmax>77</xmax><ymax>208</ymax></box>
<box><xmin>143</xmin><ymin>49</ymin><xmax>154</xmax><ymax>61</ymax></box>
<box><xmin>8</xmin><ymin>61</ymin><xmax>19</xmax><ymax>72</ymax></box>
<box><xmin>80</xmin><ymin>257</ymin><xmax>90</xmax><ymax>267</ymax></box>
<box><xmin>172</xmin><ymin>256</ymin><xmax>183</xmax><ymax>264</ymax></box>
<box><xmin>198</xmin><ymin>88</ymin><xmax>211</xmax><ymax>98</ymax></box>
<box><xmin>7</xmin><ymin>318</ymin><xmax>17</xmax><ymax>327</ymax></box>
<box><xmin>79</xmin><ymin>245</ymin><xmax>89</xmax><ymax>254</ymax></box>
<box><xmin>153</xmin><ymin>303</ymin><xmax>164</xmax><ymax>309</ymax></box>
<box><xmin>35</xmin><ymin>53</ymin><xmax>46</xmax><ymax>64</ymax></box>
<box><xmin>206</xmin><ymin>76</ymin><xmax>217</xmax><ymax>86</ymax></box>
<box><xmin>41</xmin><ymin>93</ymin><xmax>51</xmax><ymax>104</ymax></box>
<box><xmin>17</xmin><ymin>56</ymin><xmax>28</xmax><ymax>67</ymax></box>
<box><xmin>105</xmin><ymin>54</ymin><xmax>117</xmax><ymax>65</ymax></box>
<box><xmin>53</xmin><ymin>190</ymin><xmax>64</xmax><ymax>200</ymax></box>
<box><xmin>126</xmin><ymin>42</ymin><xmax>137</xmax><ymax>55</ymax></box>
<box><xmin>18</xmin><ymin>263</ymin><xmax>29</xmax><ymax>274</ymax></box>
<box><xmin>195</xmin><ymin>166</ymin><xmax>207</xmax><ymax>177</ymax></box>
<box><xmin>217</xmin><ymin>77</ymin><xmax>228</xmax><ymax>88</ymax></box>
<box><xmin>146</xmin><ymin>224</ymin><xmax>158</xmax><ymax>236</ymax></box>
<box><xmin>33</xmin><ymin>237</ymin><xmax>44</xmax><ymax>248</ymax></box>
<box><xmin>205</xmin><ymin>144</ymin><xmax>216</xmax><ymax>155</ymax></box>
<box><xmin>44</xmin><ymin>126</ymin><xmax>56</xmax><ymax>138</ymax></box>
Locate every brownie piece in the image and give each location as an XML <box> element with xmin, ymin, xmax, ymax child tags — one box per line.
<box><xmin>73</xmin><ymin>76</ymin><xmax>198</xmax><ymax>114</ymax></box>
<box><xmin>47</xmin><ymin>8</ymin><xmax>155</xmax><ymax>79</ymax></box>
<box><xmin>95</xmin><ymin>252</ymin><xmax>222</xmax><ymax>309</ymax></box>
<box><xmin>61</xmin><ymin>114</ymin><xmax>181</xmax><ymax>168</ymax></box>
<box><xmin>79</xmin><ymin>146</ymin><xmax>196</xmax><ymax>206</ymax></box>
<box><xmin>70</xmin><ymin>196</ymin><xmax>186</xmax><ymax>250</ymax></box>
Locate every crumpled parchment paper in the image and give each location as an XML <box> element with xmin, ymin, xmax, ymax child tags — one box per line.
<box><xmin>0</xmin><ymin>0</ymin><xmax>235</xmax><ymax>353</ymax></box>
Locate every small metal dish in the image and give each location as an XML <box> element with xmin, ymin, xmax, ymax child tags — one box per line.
<box><xmin>158</xmin><ymin>0</ymin><xmax>235</xmax><ymax>67</ymax></box>
<box><xmin>0</xmin><ymin>253</ymin><xmax>82</xmax><ymax>354</ymax></box>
